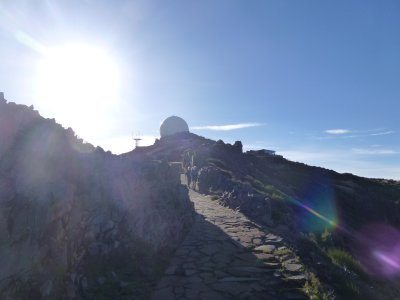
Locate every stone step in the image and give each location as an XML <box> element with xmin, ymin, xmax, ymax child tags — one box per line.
<box><xmin>254</xmin><ymin>252</ymin><xmax>279</xmax><ymax>262</ymax></box>
<box><xmin>262</xmin><ymin>262</ymin><xmax>280</xmax><ymax>268</ymax></box>
<box><xmin>284</xmin><ymin>274</ymin><xmax>307</xmax><ymax>287</ymax></box>
<box><xmin>283</xmin><ymin>263</ymin><xmax>303</xmax><ymax>273</ymax></box>
<box><xmin>253</xmin><ymin>244</ymin><xmax>276</xmax><ymax>253</ymax></box>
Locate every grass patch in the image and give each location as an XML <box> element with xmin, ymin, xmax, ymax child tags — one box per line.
<box><xmin>274</xmin><ymin>247</ymin><xmax>291</xmax><ymax>256</ymax></box>
<box><xmin>244</xmin><ymin>176</ymin><xmax>289</xmax><ymax>202</ymax></box>
<box><xmin>327</xmin><ymin>248</ymin><xmax>366</xmax><ymax>278</ymax></box>
<box><xmin>302</xmin><ymin>272</ymin><xmax>329</xmax><ymax>300</ymax></box>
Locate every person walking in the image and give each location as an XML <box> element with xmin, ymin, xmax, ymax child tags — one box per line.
<box><xmin>186</xmin><ymin>166</ymin><xmax>192</xmax><ymax>187</ymax></box>
<box><xmin>191</xmin><ymin>165</ymin><xmax>198</xmax><ymax>190</ymax></box>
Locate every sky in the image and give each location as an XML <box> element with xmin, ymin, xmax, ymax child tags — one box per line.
<box><xmin>0</xmin><ymin>0</ymin><xmax>399</xmax><ymax>179</ymax></box>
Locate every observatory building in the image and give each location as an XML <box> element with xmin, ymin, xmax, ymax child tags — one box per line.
<box><xmin>160</xmin><ymin>116</ymin><xmax>189</xmax><ymax>138</ymax></box>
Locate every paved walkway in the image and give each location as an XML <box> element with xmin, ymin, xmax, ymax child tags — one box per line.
<box><xmin>150</xmin><ymin>187</ymin><xmax>307</xmax><ymax>300</ymax></box>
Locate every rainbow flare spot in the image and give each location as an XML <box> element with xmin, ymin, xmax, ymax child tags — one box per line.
<box><xmin>288</xmin><ymin>184</ymin><xmax>339</xmax><ymax>233</ymax></box>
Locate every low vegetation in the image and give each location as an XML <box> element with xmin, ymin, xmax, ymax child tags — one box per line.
<box><xmin>244</xmin><ymin>175</ymin><xmax>289</xmax><ymax>202</ymax></box>
<box><xmin>302</xmin><ymin>272</ymin><xmax>330</xmax><ymax>300</ymax></box>
<box><xmin>206</xmin><ymin>158</ymin><xmax>227</xmax><ymax>169</ymax></box>
<box><xmin>274</xmin><ymin>247</ymin><xmax>291</xmax><ymax>256</ymax></box>
<box><xmin>327</xmin><ymin>248</ymin><xmax>366</xmax><ymax>278</ymax></box>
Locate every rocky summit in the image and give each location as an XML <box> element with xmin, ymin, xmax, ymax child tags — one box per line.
<box><xmin>1</xmin><ymin>98</ymin><xmax>400</xmax><ymax>299</ymax></box>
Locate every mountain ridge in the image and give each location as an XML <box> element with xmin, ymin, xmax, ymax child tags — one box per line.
<box><xmin>1</xmin><ymin>98</ymin><xmax>400</xmax><ymax>299</ymax></box>
<box><xmin>126</xmin><ymin>130</ymin><xmax>400</xmax><ymax>299</ymax></box>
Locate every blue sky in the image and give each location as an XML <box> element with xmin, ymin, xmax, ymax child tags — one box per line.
<box><xmin>0</xmin><ymin>0</ymin><xmax>399</xmax><ymax>179</ymax></box>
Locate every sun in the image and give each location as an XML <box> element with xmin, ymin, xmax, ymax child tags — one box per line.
<box><xmin>35</xmin><ymin>43</ymin><xmax>120</xmax><ymax>137</ymax></box>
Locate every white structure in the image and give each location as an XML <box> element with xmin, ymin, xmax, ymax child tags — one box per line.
<box><xmin>160</xmin><ymin>116</ymin><xmax>189</xmax><ymax>138</ymax></box>
<box><xmin>261</xmin><ymin>149</ymin><xmax>276</xmax><ymax>155</ymax></box>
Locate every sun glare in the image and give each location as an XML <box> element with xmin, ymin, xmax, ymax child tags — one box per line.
<box><xmin>35</xmin><ymin>43</ymin><xmax>120</xmax><ymax>137</ymax></box>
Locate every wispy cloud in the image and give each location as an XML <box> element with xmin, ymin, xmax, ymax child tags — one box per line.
<box><xmin>325</xmin><ymin>129</ymin><xmax>350</xmax><ymax>135</ymax></box>
<box><xmin>316</xmin><ymin>129</ymin><xmax>395</xmax><ymax>140</ymax></box>
<box><xmin>369</xmin><ymin>131</ymin><xmax>395</xmax><ymax>136</ymax></box>
<box><xmin>344</xmin><ymin>130</ymin><xmax>395</xmax><ymax>139</ymax></box>
<box><xmin>191</xmin><ymin>122</ymin><xmax>264</xmax><ymax>131</ymax></box>
<box><xmin>352</xmin><ymin>148</ymin><xmax>399</xmax><ymax>155</ymax></box>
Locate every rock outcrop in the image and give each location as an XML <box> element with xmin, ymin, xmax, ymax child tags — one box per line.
<box><xmin>0</xmin><ymin>100</ymin><xmax>194</xmax><ymax>299</ymax></box>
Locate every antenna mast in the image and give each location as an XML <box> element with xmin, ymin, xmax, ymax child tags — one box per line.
<box><xmin>132</xmin><ymin>132</ymin><xmax>142</xmax><ymax>148</ymax></box>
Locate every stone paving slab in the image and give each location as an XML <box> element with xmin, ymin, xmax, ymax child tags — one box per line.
<box><xmin>150</xmin><ymin>188</ymin><xmax>308</xmax><ymax>300</ymax></box>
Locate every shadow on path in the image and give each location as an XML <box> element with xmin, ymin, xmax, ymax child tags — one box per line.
<box><xmin>150</xmin><ymin>188</ymin><xmax>307</xmax><ymax>300</ymax></box>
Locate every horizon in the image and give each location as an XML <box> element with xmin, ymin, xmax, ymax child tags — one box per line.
<box><xmin>1</xmin><ymin>94</ymin><xmax>398</xmax><ymax>182</ymax></box>
<box><xmin>0</xmin><ymin>0</ymin><xmax>399</xmax><ymax>180</ymax></box>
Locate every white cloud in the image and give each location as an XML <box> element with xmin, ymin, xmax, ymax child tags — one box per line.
<box><xmin>344</xmin><ymin>131</ymin><xmax>395</xmax><ymax>138</ymax></box>
<box><xmin>352</xmin><ymin>148</ymin><xmax>399</xmax><ymax>155</ymax></box>
<box><xmin>370</xmin><ymin>131</ymin><xmax>395</xmax><ymax>136</ymax></box>
<box><xmin>191</xmin><ymin>122</ymin><xmax>264</xmax><ymax>131</ymax></box>
<box><xmin>325</xmin><ymin>129</ymin><xmax>350</xmax><ymax>134</ymax></box>
<box><xmin>319</xmin><ymin>129</ymin><xmax>395</xmax><ymax>139</ymax></box>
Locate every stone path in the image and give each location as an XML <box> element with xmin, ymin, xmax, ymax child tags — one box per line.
<box><xmin>150</xmin><ymin>188</ymin><xmax>307</xmax><ymax>300</ymax></box>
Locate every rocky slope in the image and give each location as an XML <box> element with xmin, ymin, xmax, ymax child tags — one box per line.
<box><xmin>130</xmin><ymin>132</ymin><xmax>400</xmax><ymax>299</ymax></box>
<box><xmin>0</xmin><ymin>98</ymin><xmax>194</xmax><ymax>299</ymax></box>
<box><xmin>2</xmin><ymin>96</ymin><xmax>400</xmax><ymax>299</ymax></box>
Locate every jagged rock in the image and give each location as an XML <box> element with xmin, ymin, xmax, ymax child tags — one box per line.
<box><xmin>233</xmin><ymin>141</ymin><xmax>243</xmax><ymax>153</ymax></box>
<box><xmin>0</xmin><ymin>100</ymin><xmax>195</xmax><ymax>299</ymax></box>
<box><xmin>197</xmin><ymin>165</ymin><xmax>231</xmax><ymax>194</ymax></box>
<box><xmin>219</xmin><ymin>188</ymin><xmax>273</xmax><ymax>227</ymax></box>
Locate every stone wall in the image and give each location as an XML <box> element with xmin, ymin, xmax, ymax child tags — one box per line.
<box><xmin>196</xmin><ymin>165</ymin><xmax>273</xmax><ymax>227</ymax></box>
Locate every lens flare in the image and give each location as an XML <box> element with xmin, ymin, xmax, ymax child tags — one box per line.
<box><xmin>289</xmin><ymin>185</ymin><xmax>338</xmax><ymax>233</ymax></box>
<box><xmin>352</xmin><ymin>224</ymin><xmax>400</xmax><ymax>279</ymax></box>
